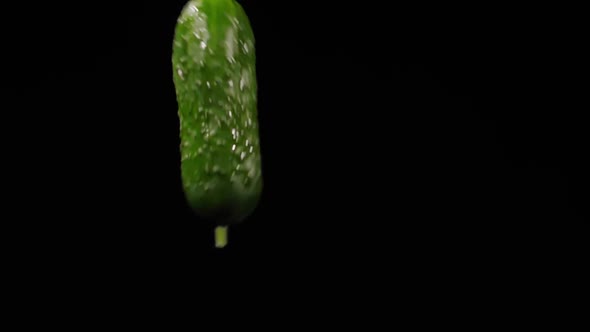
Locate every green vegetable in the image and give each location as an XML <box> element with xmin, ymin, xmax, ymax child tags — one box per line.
<box><xmin>172</xmin><ymin>0</ymin><xmax>262</xmax><ymax>247</ymax></box>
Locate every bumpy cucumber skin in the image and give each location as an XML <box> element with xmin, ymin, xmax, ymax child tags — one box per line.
<box><xmin>172</xmin><ymin>0</ymin><xmax>262</xmax><ymax>225</ymax></box>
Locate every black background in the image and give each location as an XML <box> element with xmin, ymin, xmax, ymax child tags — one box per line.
<box><xmin>3</xmin><ymin>0</ymin><xmax>588</xmax><ymax>320</ymax></box>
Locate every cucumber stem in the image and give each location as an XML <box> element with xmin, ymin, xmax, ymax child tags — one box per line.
<box><xmin>215</xmin><ymin>226</ymin><xmax>228</xmax><ymax>248</ymax></box>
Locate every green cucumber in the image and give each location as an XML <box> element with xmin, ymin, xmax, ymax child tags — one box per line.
<box><xmin>172</xmin><ymin>0</ymin><xmax>262</xmax><ymax>247</ymax></box>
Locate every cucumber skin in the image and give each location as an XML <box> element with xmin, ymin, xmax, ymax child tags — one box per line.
<box><xmin>172</xmin><ymin>0</ymin><xmax>262</xmax><ymax>225</ymax></box>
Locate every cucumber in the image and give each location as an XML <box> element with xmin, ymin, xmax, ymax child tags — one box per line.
<box><xmin>172</xmin><ymin>0</ymin><xmax>262</xmax><ymax>247</ymax></box>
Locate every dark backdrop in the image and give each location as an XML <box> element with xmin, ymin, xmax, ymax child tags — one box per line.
<box><xmin>3</xmin><ymin>0</ymin><xmax>587</xmax><ymax>322</ymax></box>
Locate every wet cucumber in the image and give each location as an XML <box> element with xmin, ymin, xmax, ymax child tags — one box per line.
<box><xmin>172</xmin><ymin>0</ymin><xmax>262</xmax><ymax>247</ymax></box>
